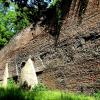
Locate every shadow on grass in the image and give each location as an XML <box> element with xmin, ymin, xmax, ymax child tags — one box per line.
<box><xmin>0</xmin><ymin>87</ymin><xmax>25</xmax><ymax>100</ymax></box>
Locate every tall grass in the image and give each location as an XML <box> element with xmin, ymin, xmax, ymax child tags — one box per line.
<box><xmin>34</xmin><ymin>91</ymin><xmax>96</xmax><ymax>100</ymax></box>
<box><xmin>0</xmin><ymin>81</ymin><xmax>99</xmax><ymax>100</ymax></box>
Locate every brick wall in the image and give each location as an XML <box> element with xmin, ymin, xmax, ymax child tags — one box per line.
<box><xmin>0</xmin><ymin>0</ymin><xmax>100</xmax><ymax>93</ymax></box>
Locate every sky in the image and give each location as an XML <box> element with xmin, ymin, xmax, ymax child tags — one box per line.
<box><xmin>27</xmin><ymin>0</ymin><xmax>52</xmax><ymax>8</ymax></box>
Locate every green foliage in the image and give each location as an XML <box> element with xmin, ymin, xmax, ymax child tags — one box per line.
<box><xmin>0</xmin><ymin>38</ymin><xmax>7</xmax><ymax>47</ymax></box>
<box><xmin>48</xmin><ymin>0</ymin><xmax>61</xmax><ymax>7</ymax></box>
<box><xmin>0</xmin><ymin>1</ymin><xmax>30</xmax><ymax>48</ymax></box>
<box><xmin>0</xmin><ymin>0</ymin><xmax>89</xmax><ymax>48</ymax></box>
<box><xmin>32</xmin><ymin>83</ymin><xmax>48</xmax><ymax>93</ymax></box>
<box><xmin>0</xmin><ymin>3</ymin><xmax>16</xmax><ymax>47</ymax></box>
<box><xmin>7</xmin><ymin>79</ymin><xmax>16</xmax><ymax>88</ymax></box>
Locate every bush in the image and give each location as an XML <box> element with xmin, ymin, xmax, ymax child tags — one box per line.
<box><xmin>32</xmin><ymin>83</ymin><xmax>48</xmax><ymax>92</ymax></box>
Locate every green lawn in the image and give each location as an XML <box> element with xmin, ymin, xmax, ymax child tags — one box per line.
<box><xmin>0</xmin><ymin>86</ymin><xmax>99</xmax><ymax>100</ymax></box>
<box><xmin>34</xmin><ymin>91</ymin><xmax>95</xmax><ymax>100</ymax></box>
<box><xmin>0</xmin><ymin>81</ymin><xmax>99</xmax><ymax>100</ymax></box>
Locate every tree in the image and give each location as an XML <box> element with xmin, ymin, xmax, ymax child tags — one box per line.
<box><xmin>0</xmin><ymin>0</ymin><xmax>91</xmax><ymax>48</ymax></box>
<box><xmin>0</xmin><ymin>1</ymin><xmax>29</xmax><ymax>48</ymax></box>
<box><xmin>0</xmin><ymin>2</ymin><xmax>16</xmax><ymax>48</ymax></box>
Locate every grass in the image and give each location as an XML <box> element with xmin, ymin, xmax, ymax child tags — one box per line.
<box><xmin>34</xmin><ymin>91</ymin><xmax>99</xmax><ymax>100</ymax></box>
<box><xmin>0</xmin><ymin>81</ymin><xmax>99</xmax><ymax>100</ymax></box>
<box><xmin>0</xmin><ymin>87</ymin><xmax>99</xmax><ymax>100</ymax></box>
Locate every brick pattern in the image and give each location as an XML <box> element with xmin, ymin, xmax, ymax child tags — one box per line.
<box><xmin>0</xmin><ymin>0</ymin><xmax>100</xmax><ymax>93</ymax></box>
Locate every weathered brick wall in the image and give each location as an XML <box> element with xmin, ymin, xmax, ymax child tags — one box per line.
<box><xmin>0</xmin><ymin>0</ymin><xmax>100</xmax><ymax>93</ymax></box>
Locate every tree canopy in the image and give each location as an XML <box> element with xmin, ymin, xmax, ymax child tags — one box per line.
<box><xmin>0</xmin><ymin>0</ymin><xmax>90</xmax><ymax>48</ymax></box>
<box><xmin>0</xmin><ymin>0</ymin><xmax>57</xmax><ymax>48</ymax></box>
<box><xmin>0</xmin><ymin>0</ymin><xmax>30</xmax><ymax>49</ymax></box>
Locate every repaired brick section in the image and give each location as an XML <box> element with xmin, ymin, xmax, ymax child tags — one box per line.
<box><xmin>0</xmin><ymin>0</ymin><xmax>100</xmax><ymax>93</ymax></box>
